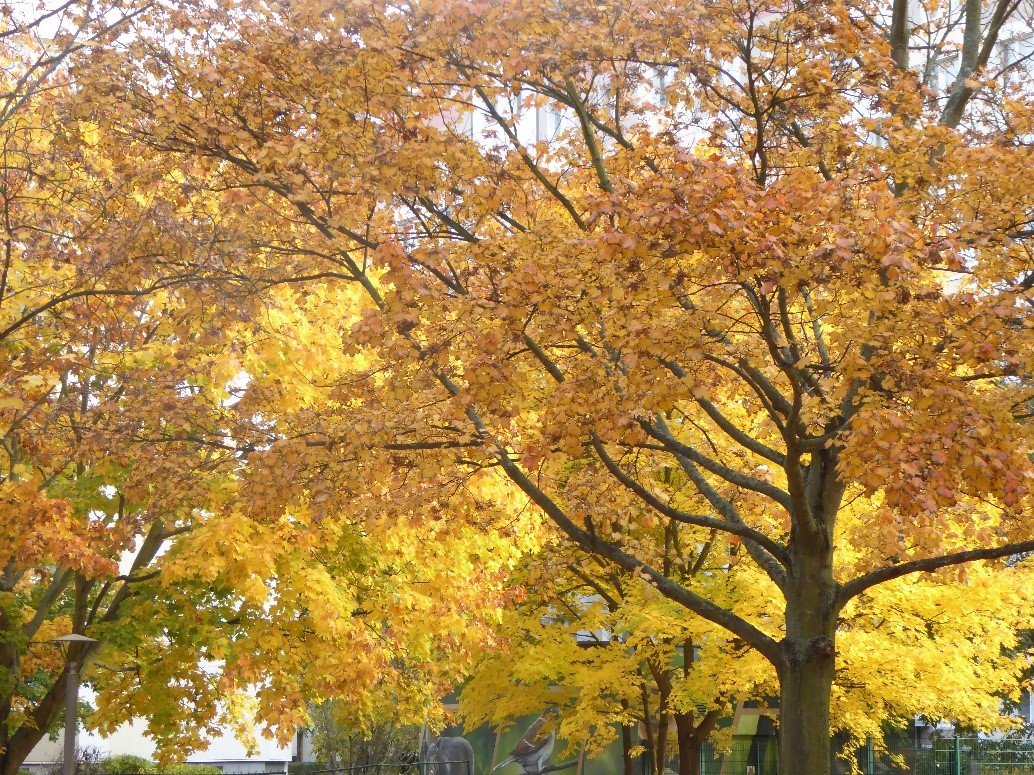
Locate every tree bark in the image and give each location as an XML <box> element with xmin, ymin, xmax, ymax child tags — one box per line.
<box><xmin>621</xmin><ymin>722</ymin><xmax>636</xmax><ymax>775</ymax></box>
<box><xmin>675</xmin><ymin>740</ymin><xmax>699</xmax><ymax>775</ymax></box>
<box><xmin>651</xmin><ymin>671</ymin><xmax>670</xmax><ymax>775</ymax></box>
<box><xmin>674</xmin><ymin>710</ymin><xmax>721</xmax><ymax>775</ymax></box>
<box><xmin>778</xmin><ymin>643</ymin><xmax>834</xmax><ymax>775</ymax></box>
<box><xmin>778</xmin><ymin>552</ymin><xmax>838</xmax><ymax>775</ymax></box>
<box><xmin>769</xmin><ymin>443</ymin><xmax>843</xmax><ymax>775</ymax></box>
<box><xmin>653</xmin><ymin>719</ymin><xmax>667</xmax><ymax>775</ymax></box>
<box><xmin>1</xmin><ymin>670</ymin><xmax>67</xmax><ymax>775</ymax></box>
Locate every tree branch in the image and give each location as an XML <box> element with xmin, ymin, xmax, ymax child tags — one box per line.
<box><xmin>657</xmin><ymin>358</ymin><xmax>786</xmax><ymax>465</ymax></box>
<box><xmin>889</xmin><ymin>0</ymin><xmax>910</xmax><ymax>70</ymax></box>
<box><xmin>589</xmin><ymin>434</ymin><xmax>789</xmax><ymax>567</ymax></box>
<box><xmin>493</xmin><ymin>446</ymin><xmax>783</xmax><ymax>664</ymax></box>
<box><xmin>643</xmin><ymin>416</ymin><xmax>790</xmax><ymax>590</ymax></box>
<box><xmin>940</xmin><ymin>0</ymin><xmax>1020</xmax><ymax>127</ymax></box>
<box><xmin>638</xmin><ymin>420</ymin><xmax>794</xmax><ymax>513</ymax></box>
<box><xmin>838</xmin><ymin>539</ymin><xmax>1034</xmax><ymax>605</ymax></box>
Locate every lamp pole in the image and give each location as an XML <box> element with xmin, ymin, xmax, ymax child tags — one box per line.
<box><xmin>51</xmin><ymin>634</ymin><xmax>97</xmax><ymax>775</ymax></box>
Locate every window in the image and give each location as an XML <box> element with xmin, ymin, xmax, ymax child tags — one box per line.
<box><xmin>1020</xmin><ymin>688</ymin><xmax>1033</xmax><ymax>724</ymax></box>
<box><xmin>535</xmin><ymin>104</ymin><xmax>563</xmax><ymax>142</ymax></box>
<box><xmin>1001</xmin><ymin>33</ymin><xmax>1034</xmax><ymax>87</ymax></box>
<box><xmin>928</xmin><ymin>54</ymin><xmax>959</xmax><ymax>94</ymax></box>
<box><xmin>652</xmin><ymin>66</ymin><xmax>674</xmax><ymax>106</ymax></box>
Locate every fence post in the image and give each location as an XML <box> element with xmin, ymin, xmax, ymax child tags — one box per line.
<box><xmin>865</xmin><ymin>736</ymin><xmax>874</xmax><ymax>775</ymax></box>
<box><xmin>953</xmin><ymin>735</ymin><xmax>962</xmax><ymax>775</ymax></box>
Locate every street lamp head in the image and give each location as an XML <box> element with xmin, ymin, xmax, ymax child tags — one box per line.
<box><xmin>49</xmin><ymin>634</ymin><xmax>98</xmax><ymax>659</ymax></box>
<box><xmin>50</xmin><ymin>634</ymin><xmax>98</xmax><ymax>644</ymax></box>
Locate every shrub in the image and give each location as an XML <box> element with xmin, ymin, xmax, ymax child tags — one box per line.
<box><xmin>159</xmin><ymin>765</ymin><xmax>223</xmax><ymax>775</ymax></box>
<box><xmin>96</xmin><ymin>756</ymin><xmax>157</xmax><ymax>775</ymax></box>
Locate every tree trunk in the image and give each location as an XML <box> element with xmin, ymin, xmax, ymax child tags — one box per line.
<box><xmin>773</xmin><ymin>442</ymin><xmax>845</xmax><ymax>775</ymax></box>
<box><xmin>674</xmin><ymin>710</ymin><xmax>720</xmax><ymax>775</ymax></box>
<box><xmin>653</xmin><ymin>717</ymin><xmax>668</xmax><ymax>775</ymax></box>
<box><xmin>778</xmin><ymin>642</ymin><xmax>834</xmax><ymax>775</ymax></box>
<box><xmin>621</xmin><ymin>723</ymin><xmax>636</xmax><ymax>775</ymax></box>
<box><xmin>779</xmin><ymin>551</ymin><xmax>838</xmax><ymax>775</ymax></box>
<box><xmin>652</xmin><ymin>677</ymin><xmax>670</xmax><ymax>775</ymax></box>
<box><xmin>0</xmin><ymin>671</ymin><xmax>67</xmax><ymax>775</ymax></box>
<box><xmin>673</xmin><ymin>716</ymin><xmax>701</xmax><ymax>775</ymax></box>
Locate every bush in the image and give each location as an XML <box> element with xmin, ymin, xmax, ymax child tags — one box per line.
<box><xmin>159</xmin><ymin>765</ymin><xmax>223</xmax><ymax>775</ymax></box>
<box><xmin>93</xmin><ymin>757</ymin><xmax>223</xmax><ymax>775</ymax></box>
<box><xmin>96</xmin><ymin>756</ymin><xmax>157</xmax><ymax>775</ymax></box>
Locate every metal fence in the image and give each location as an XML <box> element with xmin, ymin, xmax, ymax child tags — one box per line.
<box><xmin>699</xmin><ymin>737</ymin><xmax>779</xmax><ymax>775</ymax></box>
<box><xmin>281</xmin><ymin>739</ymin><xmax>1034</xmax><ymax>775</ymax></box>
<box><xmin>292</xmin><ymin>762</ymin><xmax>470</xmax><ymax>775</ymax></box>
<box><xmin>293</xmin><ymin>767</ymin><xmax>418</xmax><ymax>775</ymax></box>
<box><xmin>912</xmin><ymin>738</ymin><xmax>1034</xmax><ymax>775</ymax></box>
<box><xmin>694</xmin><ymin>737</ymin><xmax>1034</xmax><ymax>775</ymax></box>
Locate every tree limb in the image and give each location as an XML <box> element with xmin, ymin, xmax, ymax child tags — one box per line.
<box><xmin>838</xmin><ymin>539</ymin><xmax>1034</xmax><ymax>605</ymax></box>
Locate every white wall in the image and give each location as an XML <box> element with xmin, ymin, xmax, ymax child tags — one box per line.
<box><xmin>23</xmin><ymin>720</ymin><xmax>292</xmax><ymax>774</ymax></box>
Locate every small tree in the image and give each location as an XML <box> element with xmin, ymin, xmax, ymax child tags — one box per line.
<box><xmin>309</xmin><ymin>702</ymin><xmax>421</xmax><ymax>770</ymax></box>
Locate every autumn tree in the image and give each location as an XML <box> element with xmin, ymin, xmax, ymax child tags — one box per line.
<box><xmin>461</xmin><ymin>487</ymin><xmax>779</xmax><ymax>775</ymax></box>
<box><xmin>307</xmin><ymin>701</ymin><xmax>420</xmax><ymax>770</ymax></box>
<box><xmin>463</xmin><ymin>514</ymin><xmax>1034</xmax><ymax>775</ymax></box>
<box><xmin>0</xmin><ymin>3</ymin><xmax>304</xmax><ymax>768</ymax></box>
<box><xmin>82</xmin><ymin>277</ymin><xmax>539</xmax><ymax>757</ymax></box>
<box><xmin>2</xmin><ymin>3</ymin><xmax>541</xmax><ymax>768</ymax></box>
<box><xmin>86</xmin><ymin>0</ymin><xmax>1034</xmax><ymax>773</ymax></box>
<box><xmin>460</xmin><ymin>550</ymin><xmax>775</xmax><ymax>775</ymax></box>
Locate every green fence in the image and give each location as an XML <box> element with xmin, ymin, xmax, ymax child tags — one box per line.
<box><xmin>700</xmin><ymin>737</ymin><xmax>778</xmax><ymax>775</ymax></box>
<box><xmin>881</xmin><ymin>738</ymin><xmax>1034</xmax><ymax>775</ymax></box>
<box><xmin>695</xmin><ymin>737</ymin><xmax>1034</xmax><ymax>775</ymax></box>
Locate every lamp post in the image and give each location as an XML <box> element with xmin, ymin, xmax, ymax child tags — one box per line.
<box><xmin>51</xmin><ymin>634</ymin><xmax>97</xmax><ymax>775</ymax></box>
